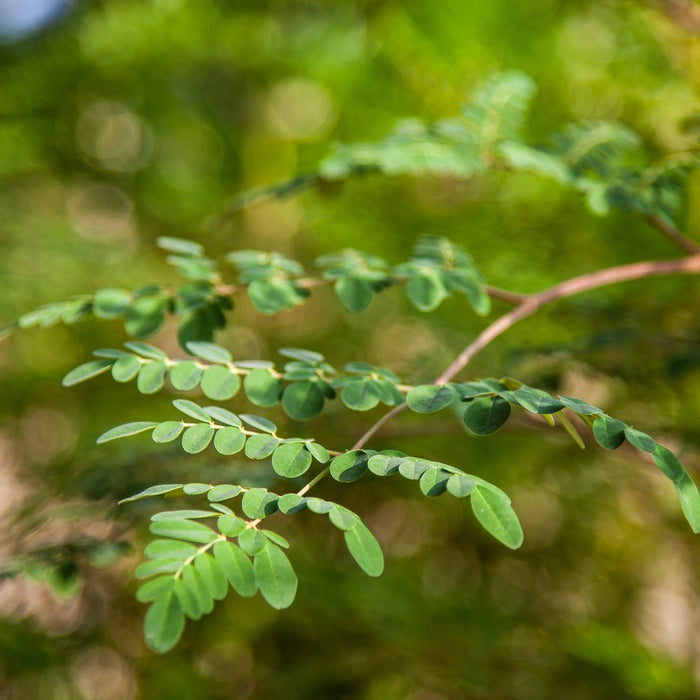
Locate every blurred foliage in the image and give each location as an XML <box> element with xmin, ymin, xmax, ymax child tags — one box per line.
<box><xmin>2</xmin><ymin>0</ymin><xmax>700</xmax><ymax>697</ymax></box>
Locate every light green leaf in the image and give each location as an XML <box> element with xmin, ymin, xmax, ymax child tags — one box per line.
<box><xmin>135</xmin><ymin>559</ymin><xmax>183</xmax><ymax>578</ymax></box>
<box><xmin>151</xmin><ymin>510</ymin><xmax>216</xmax><ymax>521</ymax></box>
<box><xmin>367</xmin><ymin>454</ymin><xmax>404</xmax><ymax>476</ymax></box>
<box><xmin>279</xmin><ymin>347</ymin><xmax>324</xmax><ymax>365</ymax></box>
<box><xmin>181</xmin><ymin>424</ymin><xmax>214</xmax><ymax>454</ymax></box>
<box><xmin>262</xmin><ymin>530</ymin><xmax>290</xmax><ymax>549</ymax></box>
<box><xmin>207</xmin><ymin>484</ymin><xmax>243</xmax><ymax>502</ymax></box>
<box><xmin>306</xmin><ymin>442</ymin><xmax>330</xmax><ymax>464</ymax></box>
<box><xmin>419</xmin><ymin>468</ymin><xmax>450</xmax><ymax>497</ymax></box>
<box><xmin>306</xmin><ymin>497</ymin><xmax>334</xmax><ymax>514</ymax></box>
<box><xmin>194</xmin><ymin>553</ymin><xmax>228</xmax><ymax>601</ymax></box>
<box><xmin>152</xmin><ymin>421</ymin><xmax>185</xmax><ymax>444</ymax></box>
<box><xmin>136</xmin><ymin>575</ymin><xmax>175</xmax><ymax>603</ymax></box>
<box><xmin>180</xmin><ymin>564</ymin><xmax>214</xmax><ymax>615</ymax></box>
<box><xmin>119</xmin><ymin>483</ymin><xmax>183</xmax><ymax>504</ymax></box>
<box><xmin>93</xmin><ymin>288</ymin><xmax>131</xmax><ymax>319</ymax></box>
<box><xmin>335</xmin><ymin>275</ymin><xmax>374</xmax><ymax>312</ymax></box>
<box><xmin>446</xmin><ymin>474</ymin><xmax>476</xmax><ymax>498</ymax></box>
<box><xmin>173</xmin><ymin>577</ymin><xmax>202</xmax><ymax>621</ymax></box>
<box><xmin>172</xmin><ymin>399</ymin><xmax>211</xmax><ymax>422</ymax></box>
<box><xmin>241</xmin><ymin>489</ymin><xmax>279</xmax><ymax>519</ymax></box>
<box><xmin>204</xmin><ymin>406</ymin><xmax>242</xmax><ymax>426</ymax></box>
<box><xmin>144</xmin><ymin>591</ymin><xmax>185</xmax><ymax>654</ymax></box>
<box><xmin>253</xmin><ymin>543</ymin><xmax>298</xmax><ymax>609</ymax></box>
<box><xmin>406</xmin><ymin>384</ymin><xmax>456</xmax><ymax>413</ymax></box>
<box><xmin>238</xmin><ymin>528</ymin><xmax>268</xmax><ymax>555</ymax></box>
<box><xmin>272</xmin><ymin>442</ymin><xmax>313</xmax><ymax>478</ymax></box>
<box><xmin>123</xmin><ymin>293</ymin><xmax>166</xmax><ymax>336</ymax></box>
<box><xmin>157</xmin><ymin>236</ymin><xmax>204</xmax><ymax>257</ymax></box>
<box><xmin>183</xmin><ymin>342</ymin><xmax>232</xmax><ymax>364</ymax></box>
<box><xmin>182</xmin><ymin>483</ymin><xmax>211</xmax><ymax>495</ymax></box>
<box><xmin>145</xmin><ymin>539</ymin><xmax>198</xmax><ymax>560</ymax></box>
<box><xmin>625</xmin><ymin>427</ymin><xmax>656</xmax><ymax>453</ymax></box>
<box><xmin>111</xmin><ymin>353</ymin><xmax>142</xmax><ymax>382</ymax></box>
<box><xmin>281</xmin><ymin>381</ymin><xmax>325</xmax><ymax>420</ymax></box>
<box><xmin>123</xmin><ymin>341</ymin><xmax>168</xmax><ymax>360</ymax></box>
<box><xmin>169</xmin><ymin>361</ymin><xmax>203</xmax><ymax>391</ymax></box>
<box><xmin>340</xmin><ymin>379</ymin><xmax>380</xmax><ymax>411</ymax></box>
<box><xmin>62</xmin><ymin>360</ymin><xmax>113</xmax><ymax>387</ymax></box>
<box><xmin>328</xmin><ymin>505</ymin><xmax>359</xmax><ymax>531</ymax></box>
<box><xmin>243</xmin><ymin>370</ymin><xmax>283</xmax><ymax>407</ymax></box>
<box><xmin>244</xmin><ymin>434</ymin><xmax>280</xmax><ymax>460</ymax></box>
<box><xmin>239</xmin><ymin>414</ymin><xmax>277</xmax><ymax>434</ymax></box>
<box><xmin>398</xmin><ymin>458</ymin><xmax>431</xmax><ymax>481</ymax></box>
<box><xmin>213</xmin><ymin>541</ymin><xmax>257</xmax><ymax>597</ymax></box>
<box><xmin>558</xmin><ymin>396</ymin><xmax>603</xmax><ymax>416</ymax></box>
<box><xmin>330</xmin><ymin>450</ymin><xmax>369</xmax><ymax>482</ymax></box>
<box><xmin>470</xmin><ymin>486</ymin><xmax>523</xmax><ymax>550</ymax></box>
<box><xmin>213</xmin><ymin>426</ymin><xmax>246</xmax><ymax>455</ymax></box>
<box><xmin>278</xmin><ymin>494</ymin><xmax>308</xmax><ymax>515</ymax></box>
<box><xmin>343</xmin><ymin>521</ymin><xmax>384</xmax><ymax>577</ymax></box>
<box><xmin>673</xmin><ymin>472</ymin><xmax>700</xmax><ymax>534</ymax></box>
<box><xmin>149</xmin><ymin>519</ymin><xmax>217</xmax><ymax>544</ymax></box>
<box><xmin>200</xmin><ymin>365</ymin><xmax>241</xmax><ymax>400</ymax></box>
<box><xmin>97</xmin><ymin>422</ymin><xmax>157</xmax><ymax>444</ymax></box>
<box><xmin>137</xmin><ymin>361</ymin><xmax>168</xmax><ymax>394</ymax></box>
<box><xmin>406</xmin><ymin>270</ymin><xmax>448</xmax><ymax>311</ymax></box>
<box><xmin>501</xmin><ymin>386</ymin><xmax>564</xmax><ymax>414</ymax></box>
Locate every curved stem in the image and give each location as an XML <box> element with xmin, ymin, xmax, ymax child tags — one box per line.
<box><xmin>646</xmin><ymin>214</ymin><xmax>700</xmax><ymax>254</ymax></box>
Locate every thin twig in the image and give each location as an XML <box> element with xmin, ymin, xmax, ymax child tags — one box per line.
<box><xmin>646</xmin><ymin>214</ymin><xmax>700</xmax><ymax>254</ymax></box>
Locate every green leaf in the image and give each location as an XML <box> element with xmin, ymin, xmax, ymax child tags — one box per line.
<box><xmin>262</xmin><ymin>530</ymin><xmax>290</xmax><ymax>549</ymax></box>
<box><xmin>673</xmin><ymin>472</ymin><xmax>700</xmax><ymax>534</ymax></box>
<box><xmin>157</xmin><ymin>236</ymin><xmax>204</xmax><ymax>257</ymax></box>
<box><xmin>502</xmin><ymin>386</ymin><xmax>564</xmax><ymax>414</ymax></box>
<box><xmin>470</xmin><ymin>486</ymin><xmax>523</xmax><ymax>550</ymax></box>
<box><xmin>330</xmin><ymin>450</ymin><xmax>369</xmax><ymax>482</ymax></box>
<box><xmin>97</xmin><ymin>421</ymin><xmax>157</xmax><ymax>444</ymax></box>
<box><xmin>204</xmin><ymin>406</ymin><xmax>242</xmax><ymax>426</ymax></box>
<box><xmin>239</xmin><ymin>414</ymin><xmax>277</xmax><ymax>434</ymax></box>
<box><xmin>172</xmin><ymin>399</ymin><xmax>211</xmax><ymax>422</ymax></box>
<box><xmin>137</xmin><ymin>361</ymin><xmax>168</xmax><ymax>394</ymax></box>
<box><xmin>343</xmin><ymin>521</ymin><xmax>384</xmax><ymax>577</ymax></box>
<box><xmin>238</xmin><ymin>528</ymin><xmax>268</xmax><ymax>555</ymax></box>
<box><xmin>123</xmin><ymin>341</ymin><xmax>168</xmax><ymax>360</ymax></box>
<box><xmin>93</xmin><ymin>288</ymin><xmax>131</xmax><ymax>319</ymax></box>
<box><xmin>135</xmin><ymin>559</ymin><xmax>183</xmax><ymax>578</ymax></box>
<box><xmin>593</xmin><ymin>415</ymin><xmax>627</xmax><ymax>449</ymax></box>
<box><xmin>207</xmin><ymin>484</ymin><xmax>243</xmax><ymax>502</ymax></box>
<box><xmin>625</xmin><ymin>427</ymin><xmax>656</xmax><ymax>453</ymax></box>
<box><xmin>558</xmin><ymin>396</ymin><xmax>604</xmax><ymax>416</ymax></box>
<box><xmin>341</xmin><ymin>379</ymin><xmax>380</xmax><ymax>411</ymax></box>
<box><xmin>447</xmin><ymin>474</ymin><xmax>476</xmax><ymax>498</ymax></box>
<box><xmin>62</xmin><ymin>360</ymin><xmax>113</xmax><ymax>387</ymax></box>
<box><xmin>173</xmin><ymin>577</ymin><xmax>203</xmax><ymax>621</ymax></box>
<box><xmin>180</xmin><ymin>564</ymin><xmax>214</xmax><ymax>615</ymax></box>
<box><xmin>136</xmin><ymin>575</ymin><xmax>175</xmax><ymax>603</ymax></box>
<box><xmin>335</xmin><ymin>275</ymin><xmax>373</xmax><ymax>312</ymax></box>
<box><xmin>462</xmin><ymin>396</ymin><xmax>511</xmax><ymax>435</ymax></box>
<box><xmin>419</xmin><ymin>468</ymin><xmax>450</xmax><ymax>497</ymax></box>
<box><xmin>151</xmin><ymin>510</ymin><xmax>216</xmax><ymax>521</ymax></box>
<box><xmin>272</xmin><ymin>442</ymin><xmax>313</xmax><ymax>478</ymax></box>
<box><xmin>398</xmin><ymin>458</ymin><xmax>431</xmax><ymax>480</ymax></box>
<box><xmin>217</xmin><ymin>514</ymin><xmax>246</xmax><ymax>537</ymax></box>
<box><xmin>149</xmin><ymin>519</ymin><xmax>217</xmax><ymax>544</ymax></box>
<box><xmin>144</xmin><ymin>591</ymin><xmax>185</xmax><ymax>654</ymax></box>
<box><xmin>119</xmin><ymin>483</ymin><xmax>183</xmax><ymax>504</ymax></box>
<box><xmin>213</xmin><ymin>427</ymin><xmax>246</xmax><ymax>455</ymax></box>
<box><xmin>306</xmin><ymin>441</ymin><xmax>330</xmax><ymax>464</ymax></box>
<box><xmin>185</xmin><ymin>341</ymin><xmax>232</xmax><ymax>364</ymax></box>
<box><xmin>279</xmin><ymin>347</ymin><xmax>324</xmax><ymax>365</ymax></box>
<box><xmin>278</xmin><ymin>494</ymin><xmax>308</xmax><ymax>514</ymax></box>
<box><xmin>145</xmin><ymin>540</ymin><xmax>198</xmax><ymax>560</ymax></box>
<box><xmin>406</xmin><ymin>270</ymin><xmax>448</xmax><ymax>311</ymax></box>
<box><xmin>152</xmin><ymin>421</ymin><xmax>185</xmax><ymax>444</ymax></box>
<box><xmin>124</xmin><ymin>296</ymin><xmax>167</xmax><ymax>338</ymax></box>
<box><xmin>306</xmin><ymin>497</ymin><xmax>334</xmax><ymax>514</ymax></box>
<box><xmin>111</xmin><ymin>353</ymin><xmax>141</xmax><ymax>382</ymax></box>
<box><xmin>169</xmin><ymin>361</ymin><xmax>203</xmax><ymax>391</ymax></box>
<box><xmin>182</xmin><ymin>483</ymin><xmax>211</xmax><ymax>495</ymax></box>
<box><xmin>181</xmin><ymin>424</ymin><xmax>214</xmax><ymax>454</ymax></box>
<box><xmin>243</xmin><ymin>370</ymin><xmax>283</xmax><ymax>407</ymax></box>
<box><xmin>328</xmin><ymin>505</ymin><xmax>359</xmax><ymax>531</ymax></box>
<box><xmin>244</xmin><ymin>434</ymin><xmax>280</xmax><ymax>460</ymax></box>
<box><xmin>253</xmin><ymin>543</ymin><xmax>297</xmax><ymax>609</ymax></box>
<box><xmin>241</xmin><ymin>489</ymin><xmax>279</xmax><ymax>519</ymax></box>
<box><xmin>281</xmin><ymin>381</ymin><xmax>325</xmax><ymax>420</ymax></box>
<box><xmin>213</xmin><ymin>541</ymin><xmax>257</xmax><ymax>597</ymax></box>
<box><xmin>652</xmin><ymin>444</ymin><xmax>685</xmax><ymax>483</ymax></box>
<box><xmin>406</xmin><ymin>384</ymin><xmax>456</xmax><ymax>413</ymax></box>
<box><xmin>200</xmin><ymin>366</ymin><xmax>241</xmax><ymax>400</ymax></box>
<box><xmin>193</xmin><ymin>553</ymin><xmax>228</xmax><ymax>601</ymax></box>
<box><xmin>367</xmin><ymin>454</ymin><xmax>404</xmax><ymax>476</ymax></box>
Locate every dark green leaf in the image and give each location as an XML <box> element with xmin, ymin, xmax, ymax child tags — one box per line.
<box><xmin>278</xmin><ymin>494</ymin><xmax>308</xmax><ymax>515</ymax></box>
<box><xmin>272</xmin><ymin>442</ymin><xmax>313</xmax><ymax>478</ymax></box>
<box><xmin>241</xmin><ymin>489</ymin><xmax>279</xmax><ymax>519</ymax></box>
<box><xmin>593</xmin><ymin>415</ymin><xmax>626</xmax><ymax>449</ymax></box>
<box><xmin>169</xmin><ymin>361</ymin><xmax>203</xmax><ymax>391</ymax></box>
<box><xmin>406</xmin><ymin>270</ymin><xmax>448</xmax><ymax>311</ymax></box>
<box><xmin>124</xmin><ymin>296</ymin><xmax>167</xmax><ymax>338</ymax></box>
<box><xmin>335</xmin><ymin>275</ymin><xmax>373</xmax><ymax>312</ymax></box>
<box><xmin>407</xmin><ymin>384</ymin><xmax>456</xmax><ymax>413</ymax></box>
<box><xmin>281</xmin><ymin>381</ymin><xmax>325</xmax><ymax>420</ymax></box>
<box><xmin>470</xmin><ymin>486</ymin><xmax>523</xmax><ymax>550</ymax></box>
<box><xmin>213</xmin><ymin>541</ymin><xmax>256</xmax><ymax>597</ymax></box>
<box><xmin>144</xmin><ymin>591</ymin><xmax>185</xmax><ymax>653</ymax></box>
<box><xmin>558</xmin><ymin>396</ymin><xmax>604</xmax><ymax>416</ymax></box>
<box><xmin>62</xmin><ymin>360</ymin><xmax>113</xmax><ymax>387</ymax></box>
<box><xmin>652</xmin><ymin>444</ymin><xmax>685</xmax><ymax>482</ymax></box>
<box><xmin>502</xmin><ymin>386</ymin><xmax>565</xmax><ymax>414</ymax></box>
<box><xmin>462</xmin><ymin>396</ymin><xmax>511</xmax><ymax>435</ymax></box>
<box><xmin>149</xmin><ymin>519</ymin><xmax>217</xmax><ymax>544</ymax></box>
<box><xmin>152</xmin><ymin>421</ymin><xmax>185</xmax><ymax>444</ymax></box>
<box><xmin>243</xmin><ymin>369</ymin><xmax>283</xmax><ymax>407</ymax></box>
<box><xmin>137</xmin><ymin>361</ymin><xmax>168</xmax><ymax>394</ymax></box>
<box><xmin>181</xmin><ymin>424</ymin><xmax>214</xmax><ymax>454</ymax></box>
<box><xmin>330</xmin><ymin>450</ymin><xmax>369</xmax><ymax>482</ymax></box>
<box><xmin>343</xmin><ymin>521</ymin><xmax>384</xmax><ymax>577</ymax></box>
<box><xmin>625</xmin><ymin>427</ymin><xmax>656</xmax><ymax>453</ymax></box>
<box><xmin>253</xmin><ymin>543</ymin><xmax>297</xmax><ymax>609</ymax></box>
<box><xmin>673</xmin><ymin>472</ymin><xmax>700</xmax><ymax>533</ymax></box>
<box><xmin>97</xmin><ymin>422</ymin><xmax>157</xmax><ymax>444</ymax></box>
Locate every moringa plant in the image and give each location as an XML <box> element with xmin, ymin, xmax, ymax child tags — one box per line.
<box><xmin>4</xmin><ymin>72</ymin><xmax>700</xmax><ymax>653</ymax></box>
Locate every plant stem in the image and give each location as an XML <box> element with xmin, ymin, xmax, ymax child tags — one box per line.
<box><xmin>646</xmin><ymin>214</ymin><xmax>700</xmax><ymax>254</ymax></box>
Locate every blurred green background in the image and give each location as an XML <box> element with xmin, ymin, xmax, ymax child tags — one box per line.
<box><xmin>1</xmin><ymin>0</ymin><xmax>700</xmax><ymax>698</ymax></box>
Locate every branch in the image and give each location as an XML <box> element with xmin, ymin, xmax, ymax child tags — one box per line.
<box><xmin>646</xmin><ymin>214</ymin><xmax>700</xmax><ymax>254</ymax></box>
